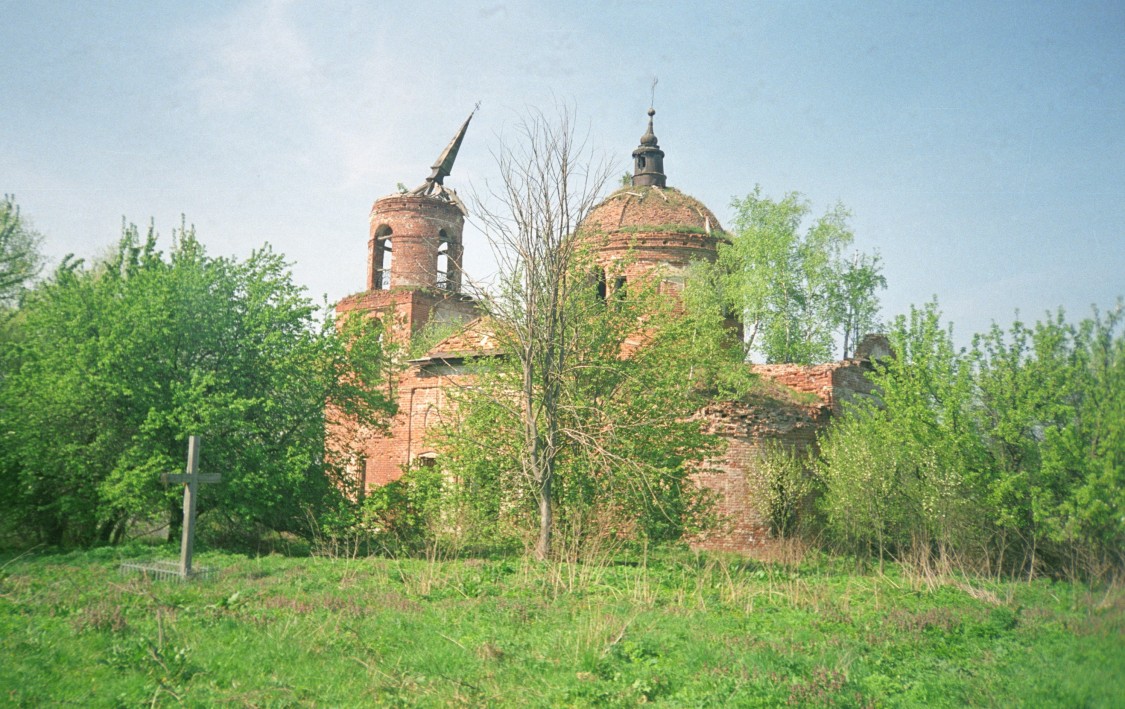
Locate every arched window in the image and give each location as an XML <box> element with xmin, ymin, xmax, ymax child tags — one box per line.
<box><xmin>351</xmin><ymin>456</ymin><xmax>367</xmax><ymax>500</ymax></box>
<box><xmin>594</xmin><ymin>267</ymin><xmax>607</xmax><ymax>301</ymax></box>
<box><xmin>437</xmin><ymin>229</ymin><xmax>450</xmax><ymax>290</ymax></box>
<box><xmin>373</xmin><ymin>225</ymin><xmax>392</xmax><ymax>289</ymax></box>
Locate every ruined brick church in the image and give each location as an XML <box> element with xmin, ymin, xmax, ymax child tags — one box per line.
<box><xmin>333</xmin><ymin>109</ymin><xmax>885</xmax><ymax>552</ymax></box>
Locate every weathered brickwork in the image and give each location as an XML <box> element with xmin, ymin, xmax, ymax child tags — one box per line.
<box><xmin>581</xmin><ymin>186</ymin><xmax>725</xmax><ymax>295</ymax></box>
<box><xmin>582</xmin><ymin>185</ymin><xmax>723</xmax><ymax>235</ymax></box>
<box><xmin>420</xmin><ymin>317</ymin><xmax>504</xmax><ymax>359</ymax></box>
<box><xmin>330</xmin><ymin>111</ymin><xmax>886</xmax><ymax>552</ymax></box>
<box><xmin>690</xmin><ymin>359</ymin><xmax>876</xmax><ymax>551</ymax></box>
<box><xmin>367</xmin><ymin>194</ymin><xmax>465</xmax><ymax>292</ymax></box>
<box><xmin>363</xmin><ymin>366</ymin><xmax>458</xmax><ymax>486</ymax></box>
<box><xmin>336</xmin><ymin>288</ymin><xmax>478</xmax><ymax>343</ymax></box>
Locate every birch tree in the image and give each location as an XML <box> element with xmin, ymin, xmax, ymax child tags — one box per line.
<box><xmin>712</xmin><ymin>187</ymin><xmax>885</xmax><ymax>363</ymax></box>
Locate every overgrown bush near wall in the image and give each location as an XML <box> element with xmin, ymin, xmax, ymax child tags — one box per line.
<box><xmin>818</xmin><ymin>302</ymin><xmax>985</xmax><ymax>568</ymax></box>
<box><xmin>817</xmin><ymin>299</ymin><xmax>1125</xmax><ymax>579</ymax></box>
<box><xmin>358</xmin><ymin>466</ymin><xmax>445</xmax><ymax>551</ymax></box>
<box><xmin>355</xmin><ymin>457</ymin><xmax>530</xmax><ymax>558</ymax></box>
<box><xmin>972</xmin><ymin>303</ymin><xmax>1125</xmax><ymax>577</ymax></box>
<box><xmin>751</xmin><ymin>441</ymin><xmax>820</xmax><ymax>540</ymax></box>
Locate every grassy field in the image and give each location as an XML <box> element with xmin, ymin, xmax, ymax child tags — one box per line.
<box><xmin>1</xmin><ymin>545</ymin><xmax>1122</xmax><ymax>707</ymax></box>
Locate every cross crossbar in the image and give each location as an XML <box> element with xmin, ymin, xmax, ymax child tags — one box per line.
<box><xmin>163</xmin><ymin>435</ymin><xmax>223</xmax><ymax>578</ymax></box>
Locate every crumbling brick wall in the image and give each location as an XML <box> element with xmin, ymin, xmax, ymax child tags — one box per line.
<box><xmin>689</xmin><ymin>359</ymin><xmax>877</xmax><ymax>552</ymax></box>
<box><xmin>350</xmin><ymin>356</ymin><xmax>878</xmax><ymax>548</ymax></box>
<box><xmin>362</xmin><ymin>366</ymin><xmax>464</xmax><ymax>487</ymax></box>
<box><xmin>691</xmin><ymin>395</ymin><xmax>826</xmax><ymax>551</ymax></box>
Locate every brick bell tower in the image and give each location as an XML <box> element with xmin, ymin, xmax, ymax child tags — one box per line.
<box><xmin>336</xmin><ymin>110</ymin><xmax>479</xmax><ymax>342</ymax></box>
<box><xmin>332</xmin><ymin>111</ymin><xmax>482</xmax><ymax>492</ymax></box>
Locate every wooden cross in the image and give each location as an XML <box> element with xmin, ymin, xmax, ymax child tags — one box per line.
<box><xmin>161</xmin><ymin>435</ymin><xmax>220</xmax><ymax>577</ymax></box>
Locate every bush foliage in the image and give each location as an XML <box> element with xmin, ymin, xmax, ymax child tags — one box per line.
<box><xmin>817</xmin><ymin>300</ymin><xmax>1125</xmax><ymax>578</ymax></box>
<box><xmin>0</xmin><ymin>222</ymin><xmax>393</xmax><ymax>547</ymax></box>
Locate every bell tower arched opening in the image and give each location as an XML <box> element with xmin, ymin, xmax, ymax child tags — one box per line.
<box><xmin>369</xmin><ymin>224</ymin><xmax>393</xmax><ymax>290</ymax></box>
<box><xmin>437</xmin><ymin>229</ymin><xmax>451</xmax><ymax>290</ymax></box>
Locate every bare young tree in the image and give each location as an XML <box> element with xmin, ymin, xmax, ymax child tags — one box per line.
<box><xmin>471</xmin><ymin>107</ymin><xmax>613</xmax><ymax>560</ymax></box>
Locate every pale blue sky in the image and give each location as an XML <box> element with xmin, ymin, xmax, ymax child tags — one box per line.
<box><xmin>2</xmin><ymin>1</ymin><xmax>1122</xmax><ymax>344</ymax></box>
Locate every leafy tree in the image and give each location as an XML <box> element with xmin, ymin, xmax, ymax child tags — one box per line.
<box><xmin>818</xmin><ymin>299</ymin><xmax>1124</xmax><ymax>578</ymax></box>
<box><xmin>1053</xmin><ymin>305</ymin><xmax>1125</xmax><ymax>571</ymax></box>
<box><xmin>972</xmin><ymin>303</ymin><xmax>1125</xmax><ymax>576</ymax></box>
<box><xmin>0</xmin><ymin>195</ymin><xmax>44</xmax><ymax>307</ymax></box>
<box><xmin>0</xmin><ymin>221</ymin><xmax>392</xmax><ymax>546</ymax></box>
<box><xmin>706</xmin><ymin>187</ymin><xmax>885</xmax><ymax>363</ymax></box>
<box><xmin>835</xmin><ymin>251</ymin><xmax>887</xmax><ymax>359</ymax></box>
<box><xmin>818</xmin><ymin>302</ymin><xmax>985</xmax><ymax>567</ymax></box>
<box><xmin>432</xmin><ymin>265</ymin><xmax>733</xmax><ymax>557</ymax></box>
<box><xmin>971</xmin><ymin>314</ymin><xmax>1072</xmax><ymax>573</ymax></box>
<box><xmin>430</xmin><ymin>108</ymin><xmax>743</xmax><ymax>559</ymax></box>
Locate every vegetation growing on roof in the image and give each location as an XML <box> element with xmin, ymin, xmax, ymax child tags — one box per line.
<box><xmin>585</xmin><ymin>223</ymin><xmax>714</xmax><ymax>236</ymax></box>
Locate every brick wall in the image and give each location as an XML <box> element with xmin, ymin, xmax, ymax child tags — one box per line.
<box><xmin>334</xmin><ymin>239</ymin><xmax>880</xmax><ymax>551</ymax></box>
<box><xmin>364</xmin><ymin>367</ymin><xmax>453</xmax><ymax>486</ymax></box>
<box><xmin>689</xmin><ymin>359</ymin><xmax>876</xmax><ymax>552</ymax></box>
<box><xmin>751</xmin><ymin>359</ymin><xmax>878</xmax><ymax>414</ymax></box>
<box><xmin>336</xmin><ymin>289</ymin><xmax>478</xmax><ymax>343</ymax></box>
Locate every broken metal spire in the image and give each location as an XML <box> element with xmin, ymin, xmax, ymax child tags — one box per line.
<box><xmin>412</xmin><ymin>105</ymin><xmax>478</xmax><ymax>199</ymax></box>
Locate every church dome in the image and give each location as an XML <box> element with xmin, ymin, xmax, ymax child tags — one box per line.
<box><xmin>579</xmin><ymin>185</ymin><xmax>725</xmax><ymax>284</ymax></box>
<box><xmin>577</xmin><ymin>109</ymin><xmax>726</xmax><ymax>287</ymax></box>
<box><xmin>582</xmin><ymin>185</ymin><xmax>723</xmax><ymax>237</ymax></box>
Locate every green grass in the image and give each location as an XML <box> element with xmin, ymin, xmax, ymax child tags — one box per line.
<box><xmin>1</xmin><ymin>545</ymin><xmax>1122</xmax><ymax>707</ymax></box>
